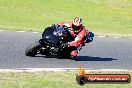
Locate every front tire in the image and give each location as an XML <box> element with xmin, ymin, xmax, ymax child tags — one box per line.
<box><xmin>25</xmin><ymin>41</ymin><xmax>41</xmax><ymax>56</ymax></box>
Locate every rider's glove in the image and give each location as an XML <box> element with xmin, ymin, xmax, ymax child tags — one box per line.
<box><xmin>62</xmin><ymin>25</ymin><xmax>71</xmax><ymax>31</ymax></box>
<box><xmin>61</xmin><ymin>42</ymin><xmax>69</xmax><ymax>48</ymax></box>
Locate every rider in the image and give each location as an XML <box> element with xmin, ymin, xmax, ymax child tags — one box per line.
<box><xmin>58</xmin><ymin>17</ymin><xmax>88</xmax><ymax>57</ymax></box>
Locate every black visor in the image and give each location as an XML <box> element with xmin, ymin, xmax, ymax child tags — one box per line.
<box><xmin>72</xmin><ymin>24</ymin><xmax>81</xmax><ymax>31</ymax></box>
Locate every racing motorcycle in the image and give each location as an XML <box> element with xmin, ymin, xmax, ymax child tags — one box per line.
<box><xmin>25</xmin><ymin>24</ymin><xmax>94</xmax><ymax>58</ymax></box>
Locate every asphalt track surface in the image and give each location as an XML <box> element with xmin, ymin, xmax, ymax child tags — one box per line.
<box><xmin>0</xmin><ymin>30</ymin><xmax>132</xmax><ymax>70</ymax></box>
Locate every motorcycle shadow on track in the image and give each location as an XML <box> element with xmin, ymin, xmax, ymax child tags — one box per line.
<box><xmin>74</xmin><ymin>56</ymin><xmax>117</xmax><ymax>61</ymax></box>
<box><xmin>34</xmin><ymin>55</ymin><xmax>116</xmax><ymax>61</ymax></box>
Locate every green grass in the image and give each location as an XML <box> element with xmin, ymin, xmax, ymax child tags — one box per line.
<box><xmin>0</xmin><ymin>71</ymin><xmax>132</xmax><ymax>88</ymax></box>
<box><xmin>0</xmin><ymin>0</ymin><xmax>132</xmax><ymax>37</ymax></box>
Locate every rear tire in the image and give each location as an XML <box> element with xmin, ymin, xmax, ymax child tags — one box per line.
<box><xmin>25</xmin><ymin>41</ymin><xmax>41</xmax><ymax>56</ymax></box>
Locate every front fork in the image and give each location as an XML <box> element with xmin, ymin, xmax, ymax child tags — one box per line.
<box><xmin>39</xmin><ymin>39</ymin><xmax>46</xmax><ymax>45</ymax></box>
<box><xmin>38</xmin><ymin>39</ymin><xmax>48</xmax><ymax>55</ymax></box>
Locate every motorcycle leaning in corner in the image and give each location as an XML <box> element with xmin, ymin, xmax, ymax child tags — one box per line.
<box><xmin>25</xmin><ymin>24</ymin><xmax>94</xmax><ymax>58</ymax></box>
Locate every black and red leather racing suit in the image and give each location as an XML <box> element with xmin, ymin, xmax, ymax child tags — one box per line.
<box><xmin>58</xmin><ymin>22</ymin><xmax>88</xmax><ymax>56</ymax></box>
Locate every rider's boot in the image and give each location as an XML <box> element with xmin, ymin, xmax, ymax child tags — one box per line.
<box><xmin>70</xmin><ymin>50</ymin><xmax>78</xmax><ymax>57</ymax></box>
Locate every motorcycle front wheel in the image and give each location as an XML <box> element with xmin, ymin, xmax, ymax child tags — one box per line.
<box><xmin>25</xmin><ymin>41</ymin><xmax>42</xmax><ymax>57</ymax></box>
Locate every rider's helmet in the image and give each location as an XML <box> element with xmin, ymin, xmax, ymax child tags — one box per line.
<box><xmin>72</xmin><ymin>17</ymin><xmax>83</xmax><ymax>33</ymax></box>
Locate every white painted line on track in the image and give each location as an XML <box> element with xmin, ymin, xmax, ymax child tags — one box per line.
<box><xmin>0</xmin><ymin>30</ymin><xmax>3</xmax><ymax>31</ymax></box>
<box><xmin>15</xmin><ymin>31</ymin><xmax>39</xmax><ymax>34</ymax></box>
<box><xmin>16</xmin><ymin>31</ymin><xmax>26</xmax><ymax>33</ymax></box>
<box><xmin>1</xmin><ymin>30</ymin><xmax>132</xmax><ymax>39</ymax></box>
<box><xmin>96</xmin><ymin>36</ymin><xmax>106</xmax><ymax>38</ymax></box>
<box><xmin>0</xmin><ymin>68</ymin><xmax>132</xmax><ymax>72</ymax></box>
<box><xmin>113</xmin><ymin>37</ymin><xmax>120</xmax><ymax>39</ymax></box>
<box><xmin>32</xmin><ymin>32</ymin><xmax>39</xmax><ymax>33</ymax></box>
